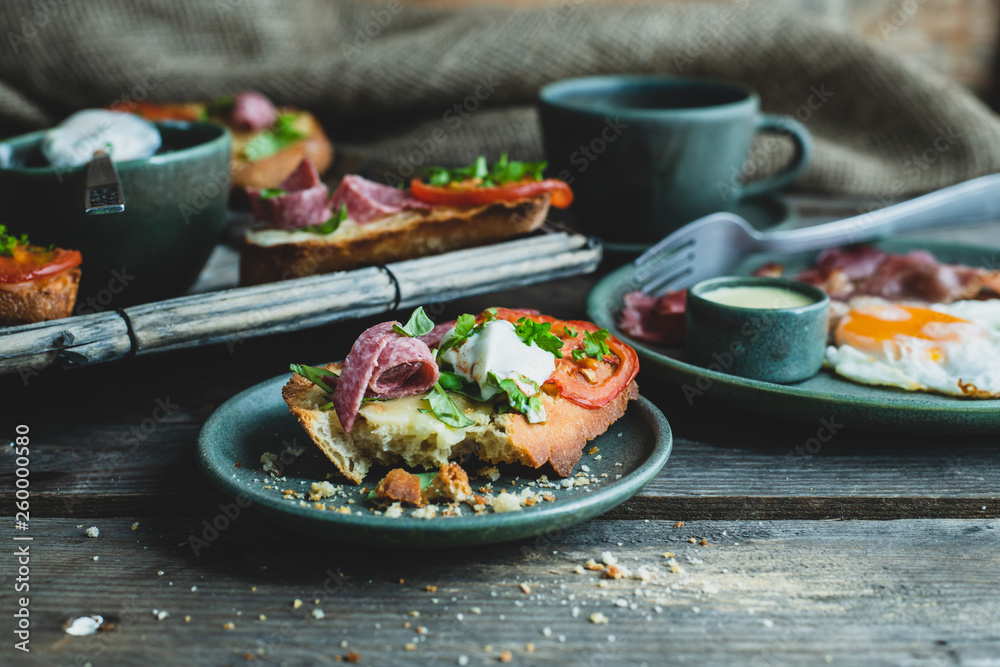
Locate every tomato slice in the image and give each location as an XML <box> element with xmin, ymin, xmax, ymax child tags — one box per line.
<box><xmin>0</xmin><ymin>246</ymin><xmax>82</xmax><ymax>284</ymax></box>
<box><xmin>410</xmin><ymin>178</ymin><xmax>573</xmax><ymax>209</ymax></box>
<box><xmin>485</xmin><ymin>308</ymin><xmax>639</xmax><ymax>409</ymax></box>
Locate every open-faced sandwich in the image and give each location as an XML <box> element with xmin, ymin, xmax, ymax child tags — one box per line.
<box><xmin>621</xmin><ymin>244</ymin><xmax>1000</xmax><ymax>398</ymax></box>
<box><xmin>111</xmin><ymin>91</ymin><xmax>333</xmax><ymax>190</ymax></box>
<box><xmin>240</xmin><ymin>155</ymin><xmax>574</xmax><ymax>285</ymax></box>
<box><xmin>0</xmin><ymin>225</ymin><xmax>82</xmax><ymax>326</ymax></box>
<box><xmin>283</xmin><ymin>306</ymin><xmax>638</xmax><ymax>484</ymax></box>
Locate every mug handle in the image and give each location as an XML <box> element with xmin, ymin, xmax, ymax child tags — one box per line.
<box><xmin>739</xmin><ymin>114</ymin><xmax>813</xmax><ymax>200</ymax></box>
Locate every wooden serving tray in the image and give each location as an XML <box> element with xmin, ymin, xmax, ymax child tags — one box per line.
<box><xmin>0</xmin><ymin>225</ymin><xmax>601</xmax><ymax>378</ymax></box>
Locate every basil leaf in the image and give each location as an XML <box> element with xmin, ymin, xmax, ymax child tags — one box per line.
<box><xmin>243</xmin><ymin>112</ymin><xmax>306</xmax><ymax>162</ymax></box>
<box><xmin>301</xmin><ymin>203</ymin><xmax>347</xmax><ymax>235</ymax></box>
<box><xmin>393</xmin><ymin>306</ymin><xmax>435</xmax><ymax>338</ymax></box>
<box><xmin>0</xmin><ymin>225</ymin><xmax>29</xmax><ymax>257</ymax></box>
<box><xmin>259</xmin><ymin>188</ymin><xmax>286</xmax><ymax>199</ymax></box>
<box><xmin>437</xmin><ymin>312</ymin><xmax>477</xmax><ymax>355</ymax></box>
<box><xmin>422</xmin><ymin>382</ymin><xmax>475</xmax><ymax>428</ymax></box>
<box><xmin>514</xmin><ymin>316</ymin><xmax>563</xmax><ymax>359</ymax></box>
<box><xmin>290</xmin><ymin>363</ymin><xmax>339</xmax><ymax>394</ymax></box>
<box><xmin>438</xmin><ymin>371</ymin><xmax>487</xmax><ymax>401</ymax></box>
<box><xmin>490</xmin><ymin>372</ymin><xmax>546</xmax><ymax>424</ymax></box>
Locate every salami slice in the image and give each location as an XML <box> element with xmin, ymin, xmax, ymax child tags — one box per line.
<box><xmin>231</xmin><ymin>91</ymin><xmax>278</xmax><ymax>131</ymax></box>
<box><xmin>333</xmin><ymin>322</ymin><xmax>440</xmax><ymax>432</ymax></box>
<box><xmin>329</xmin><ymin>175</ymin><xmax>430</xmax><ymax>223</ymax></box>
<box><xmin>247</xmin><ymin>158</ymin><xmax>331</xmax><ymax>229</ymax></box>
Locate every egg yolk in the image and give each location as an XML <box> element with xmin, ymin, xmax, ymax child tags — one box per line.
<box><xmin>835</xmin><ymin>305</ymin><xmax>977</xmax><ymax>361</ymax></box>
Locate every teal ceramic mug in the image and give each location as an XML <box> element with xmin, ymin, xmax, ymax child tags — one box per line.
<box><xmin>0</xmin><ymin>122</ymin><xmax>231</xmax><ymax>307</ymax></box>
<box><xmin>538</xmin><ymin>75</ymin><xmax>813</xmax><ymax>245</ymax></box>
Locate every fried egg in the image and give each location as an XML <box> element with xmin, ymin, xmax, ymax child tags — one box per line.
<box><xmin>826</xmin><ymin>300</ymin><xmax>1000</xmax><ymax>398</ymax></box>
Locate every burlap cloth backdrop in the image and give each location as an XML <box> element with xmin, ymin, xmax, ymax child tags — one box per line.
<box><xmin>2</xmin><ymin>0</ymin><xmax>999</xmax><ymax>196</ymax></box>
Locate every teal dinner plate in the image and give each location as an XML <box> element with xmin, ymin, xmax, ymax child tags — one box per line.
<box><xmin>197</xmin><ymin>374</ymin><xmax>672</xmax><ymax>548</ymax></box>
<box><xmin>588</xmin><ymin>239</ymin><xmax>1000</xmax><ymax>434</ymax></box>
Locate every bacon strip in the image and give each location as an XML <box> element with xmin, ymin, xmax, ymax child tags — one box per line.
<box><xmin>618</xmin><ymin>289</ymin><xmax>686</xmax><ymax>345</ymax></box>
<box><xmin>333</xmin><ymin>322</ymin><xmax>439</xmax><ymax>432</ymax></box>
<box><xmin>329</xmin><ymin>175</ymin><xmax>429</xmax><ymax>224</ymax></box>
<box><xmin>246</xmin><ymin>158</ymin><xmax>331</xmax><ymax>229</ymax></box>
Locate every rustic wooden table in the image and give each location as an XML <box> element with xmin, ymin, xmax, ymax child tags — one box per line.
<box><xmin>4</xmin><ymin>198</ymin><xmax>1000</xmax><ymax>666</ymax></box>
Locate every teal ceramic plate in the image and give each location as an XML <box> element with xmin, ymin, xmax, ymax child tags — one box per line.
<box><xmin>197</xmin><ymin>374</ymin><xmax>672</xmax><ymax>548</ymax></box>
<box><xmin>588</xmin><ymin>239</ymin><xmax>1000</xmax><ymax>434</ymax></box>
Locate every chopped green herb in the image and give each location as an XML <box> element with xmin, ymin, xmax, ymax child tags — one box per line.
<box><xmin>319</xmin><ymin>401</ymin><xmax>333</xmax><ymax>411</ymax></box>
<box><xmin>564</xmin><ymin>326</ymin><xmax>577</xmax><ymax>338</ymax></box>
<box><xmin>514</xmin><ymin>316</ymin><xmax>563</xmax><ymax>359</ymax></box>
<box><xmin>301</xmin><ymin>203</ymin><xmax>347</xmax><ymax>235</ymax></box>
<box><xmin>206</xmin><ymin>95</ymin><xmax>234</xmax><ymax>116</ymax></box>
<box><xmin>243</xmin><ymin>112</ymin><xmax>306</xmax><ymax>162</ymax></box>
<box><xmin>422</xmin><ymin>153</ymin><xmax>546</xmax><ymax>188</ymax></box>
<box><xmin>420</xmin><ymin>382</ymin><xmax>475</xmax><ymax>428</ymax></box>
<box><xmin>393</xmin><ymin>306</ymin><xmax>435</xmax><ymax>338</ymax></box>
<box><xmin>571</xmin><ymin>328</ymin><xmax>613</xmax><ymax>361</ymax></box>
<box><xmin>259</xmin><ymin>188</ymin><xmax>286</xmax><ymax>199</ymax></box>
<box><xmin>0</xmin><ymin>225</ymin><xmax>29</xmax><ymax>257</ymax></box>
<box><xmin>289</xmin><ymin>363</ymin><xmax>339</xmax><ymax>394</ymax></box>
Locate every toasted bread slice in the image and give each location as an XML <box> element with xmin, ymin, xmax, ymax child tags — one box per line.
<box><xmin>0</xmin><ymin>268</ymin><xmax>81</xmax><ymax>326</ymax></box>
<box><xmin>240</xmin><ymin>195</ymin><xmax>551</xmax><ymax>285</ymax></box>
<box><xmin>230</xmin><ymin>110</ymin><xmax>333</xmax><ymax>190</ymax></box>
<box><xmin>281</xmin><ymin>362</ymin><xmax>637</xmax><ymax>484</ymax></box>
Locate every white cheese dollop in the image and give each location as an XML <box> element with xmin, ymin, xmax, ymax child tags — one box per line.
<box><xmin>42</xmin><ymin>109</ymin><xmax>161</xmax><ymax>167</ymax></box>
<box><xmin>439</xmin><ymin>319</ymin><xmax>555</xmax><ymax>421</ymax></box>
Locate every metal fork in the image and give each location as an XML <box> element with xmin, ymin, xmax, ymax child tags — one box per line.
<box><xmin>634</xmin><ymin>173</ymin><xmax>1000</xmax><ymax>296</ymax></box>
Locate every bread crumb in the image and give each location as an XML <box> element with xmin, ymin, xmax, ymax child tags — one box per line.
<box><xmin>417</xmin><ymin>626</ymin><xmax>428</xmax><ymax>635</ymax></box>
<box><xmin>130</xmin><ymin>522</ymin><xmax>139</xmax><ymax>531</ymax></box>
<box><xmin>662</xmin><ymin>552</ymin><xmax>675</xmax><ymax>558</ymax></box>
<box><xmin>405</xmin><ymin>643</ymin><xmax>417</xmax><ymax>651</ymax></box>
<box><xmin>384</xmin><ymin>502</ymin><xmax>404</xmax><ymax>518</ymax></box>
<box><xmin>346</xmin><ymin>652</ymin><xmax>361</xmax><ymax>663</ymax></box>
<box><xmin>258</xmin><ymin>614</ymin><xmax>267</xmax><ymax>621</ymax></box>
<box><xmin>492</xmin><ymin>492</ymin><xmax>522</xmax><ymax>513</ymax></box>
<box><xmin>700</xmin><ymin>539</ymin><xmax>708</xmax><ymax>546</ymax></box>
<box><xmin>458</xmin><ymin>656</ymin><xmax>469</xmax><ymax>666</ymax></box>
<box><xmin>293</xmin><ymin>599</ymin><xmax>303</xmax><ymax>609</ymax></box>
<box><xmin>312</xmin><ymin>609</ymin><xmax>325</xmax><ymax>620</ymax></box>
<box><xmin>590</xmin><ymin>612</ymin><xmax>609</xmax><ymax>625</ymax></box>
<box><xmin>584</xmin><ymin>559</ymin><xmax>604</xmax><ymax>571</ymax></box>
<box><xmin>604</xmin><ymin>565</ymin><xmax>623</xmax><ymax>580</ymax></box>
<box><xmin>499</xmin><ymin>650</ymin><xmax>513</xmax><ymax>663</ymax></box>
<box><xmin>588</xmin><ymin>446</ymin><xmax>599</xmax><ymax>455</ymax></box>
<box><xmin>412</xmin><ymin>505</ymin><xmax>437</xmax><ymax>519</ymax></box>
<box><xmin>85</xmin><ymin>527</ymin><xmax>99</xmax><ymax>538</ymax></box>
<box><xmin>153</xmin><ymin>610</ymin><xmax>169</xmax><ymax>621</ymax></box>
<box><xmin>572</xmin><ymin>565</ymin><xmax>585</xmax><ymax>574</ymax></box>
<box><xmin>674</xmin><ymin>521</ymin><xmax>685</xmax><ymax>528</ymax></box>
<box><xmin>222</xmin><ymin>622</ymin><xmax>235</xmax><ymax>630</ymax></box>
<box><xmin>184</xmin><ymin>616</ymin><xmax>191</xmax><ymax>623</ymax></box>
<box><xmin>519</xmin><ymin>583</ymin><xmax>531</xmax><ymax>594</ymax></box>
<box><xmin>689</xmin><ymin>537</ymin><xmax>697</xmax><ymax>544</ymax></box>
<box><xmin>309</xmin><ymin>481</ymin><xmax>338</xmax><ymax>501</ymax></box>
<box><xmin>430</xmin><ymin>462</ymin><xmax>472</xmax><ymax>502</ymax></box>
<box><xmin>542</xmin><ymin>627</ymin><xmax>552</xmax><ymax>637</ymax></box>
<box><xmin>425</xmin><ymin>585</ymin><xmax>438</xmax><ymax>592</ymax></box>
<box><xmin>477</xmin><ymin>466</ymin><xmax>501</xmax><ymax>482</ymax></box>
<box><xmin>260</xmin><ymin>452</ymin><xmax>279</xmax><ymax>474</ymax></box>
<box><xmin>601</xmin><ymin>551</ymin><xmax>617</xmax><ymax>566</ymax></box>
<box><xmin>525</xmin><ymin>643</ymin><xmax>535</xmax><ymax>652</ymax></box>
<box><xmin>409</xmin><ymin>610</ymin><xmax>421</xmax><ymax>618</ymax></box>
<box><xmin>470</xmin><ymin>607</ymin><xmax>482</xmax><ymax>614</ymax></box>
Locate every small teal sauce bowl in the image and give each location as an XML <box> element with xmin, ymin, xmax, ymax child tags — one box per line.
<box><xmin>685</xmin><ymin>276</ymin><xmax>830</xmax><ymax>384</ymax></box>
<box><xmin>0</xmin><ymin>122</ymin><xmax>231</xmax><ymax>306</ymax></box>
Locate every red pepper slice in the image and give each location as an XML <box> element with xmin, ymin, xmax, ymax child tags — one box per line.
<box><xmin>410</xmin><ymin>178</ymin><xmax>573</xmax><ymax>208</ymax></box>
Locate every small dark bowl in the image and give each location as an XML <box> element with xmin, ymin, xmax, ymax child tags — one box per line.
<box><xmin>0</xmin><ymin>122</ymin><xmax>231</xmax><ymax>307</ymax></box>
<box><xmin>685</xmin><ymin>276</ymin><xmax>830</xmax><ymax>384</ymax></box>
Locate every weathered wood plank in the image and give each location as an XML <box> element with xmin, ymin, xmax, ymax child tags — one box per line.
<box><xmin>11</xmin><ymin>518</ymin><xmax>999</xmax><ymax>666</ymax></box>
